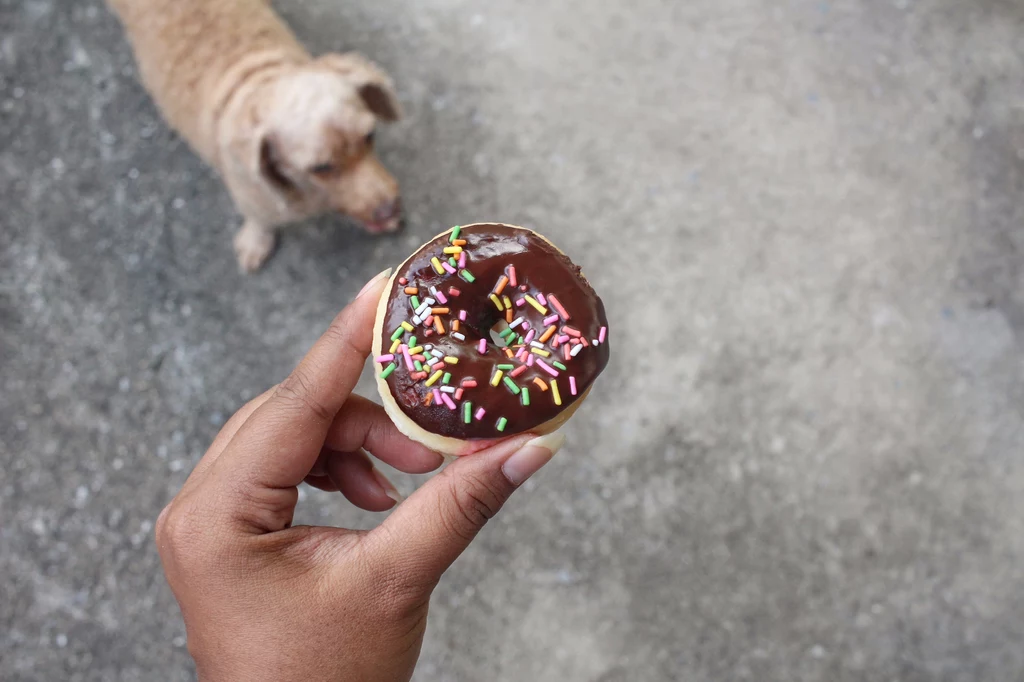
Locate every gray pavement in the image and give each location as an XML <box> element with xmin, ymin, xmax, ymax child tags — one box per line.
<box><xmin>3</xmin><ymin>0</ymin><xmax>1024</xmax><ymax>680</ymax></box>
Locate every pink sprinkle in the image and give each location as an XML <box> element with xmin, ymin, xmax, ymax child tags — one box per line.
<box><xmin>448</xmin><ymin>287</ymin><xmax>461</xmax><ymax>297</ymax></box>
<box><xmin>524</xmin><ymin>329</ymin><xmax>536</xmax><ymax>345</ymax></box>
<box><xmin>580</xmin><ymin>337</ymin><xmax>589</xmax><ymax>347</ymax></box>
<box><xmin>442</xmin><ymin>262</ymin><xmax>456</xmax><ymax>274</ymax></box>
<box><xmin>522</xmin><ymin>321</ymin><xmax>531</xmax><ymax>331</ymax></box>
<box><xmin>508</xmin><ymin>266</ymin><xmax>517</xmax><ymax>286</ymax></box>
<box><xmin>515</xmin><ymin>298</ymin><xmax>526</xmax><ymax>307</ymax></box>
<box><xmin>599</xmin><ymin>326</ymin><xmax>607</xmax><ymax>343</ymax></box>
<box><xmin>537</xmin><ymin>293</ymin><xmax>547</xmax><ymax>305</ymax></box>
<box><xmin>402</xmin><ymin>346</ymin><xmax>414</xmax><ymax>370</ymax></box>
<box><xmin>455</xmin><ymin>388</ymin><xmax>464</xmax><ymax>400</ymax></box>
<box><xmin>458</xmin><ymin>252</ymin><xmax>467</xmax><ymax>268</ymax></box>
<box><xmin>543</xmin><ymin>314</ymin><xmax>559</xmax><ymax>326</ymax></box>
<box><xmin>398</xmin><ymin>277</ymin><xmax>407</xmax><ymax>285</ymax></box>
<box><xmin>519</xmin><ymin>285</ymin><xmax>528</xmax><ymax>292</ymax></box>
<box><xmin>526</xmin><ymin>354</ymin><xmax>536</xmax><ymax>367</ymax></box>
<box><xmin>563</xmin><ymin>326</ymin><xmax>582</xmax><ymax>337</ymax></box>
<box><xmin>441</xmin><ymin>393</ymin><xmax>457</xmax><ymax>410</ymax></box>
<box><xmin>552</xmin><ymin>337</ymin><xmax>560</xmax><ymax>349</ymax></box>
<box><xmin>536</xmin><ymin>359</ymin><xmax>559</xmax><ymax>377</ymax></box>
<box><xmin>478</xmin><ymin>338</ymin><xmax>487</xmax><ymax>354</ymax></box>
<box><xmin>510</xmin><ymin>365</ymin><xmax>528</xmax><ymax>378</ymax></box>
<box><xmin>558</xmin><ymin>335</ymin><xmax>570</xmax><ymax>344</ymax></box>
<box><xmin>459</xmin><ymin>310</ymin><xmax>467</xmax><ymax>321</ymax></box>
<box><xmin>412</xmin><ymin>354</ymin><xmax>426</xmax><ymax>362</ymax></box>
<box><xmin>548</xmin><ymin>295</ymin><xmax>570</xmax><ymax>320</ymax></box>
<box><xmin>515</xmin><ymin>347</ymin><xmax>527</xmax><ymax>361</ymax></box>
<box><xmin>425</xmin><ymin>315</ymin><xmax>434</xmax><ymax>326</ymax></box>
<box><xmin>462</xmin><ymin>379</ymin><xmax>478</xmax><ymax>388</ymax></box>
<box><xmin>563</xmin><ymin>344</ymin><xmax>571</xmax><ymax>361</ymax></box>
<box><xmin>475</xmin><ymin>407</ymin><xmax>486</xmax><ymax>420</ymax></box>
<box><xmin>435</xmin><ymin>290</ymin><xmax>448</xmax><ymax>304</ymax></box>
<box><xmin>570</xmin><ymin>376</ymin><xmax>577</xmax><ymax>395</ymax></box>
<box><xmin>424</xmin><ymin>329</ymin><xmax>434</xmax><ymax>337</ymax></box>
<box><xmin>432</xmin><ymin>388</ymin><xmax>442</xmax><ymax>404</ymax></box>
<box><xmin>374</xmin><ymin>354</ymin><xmax>395</xmax><ymax>363</ymax></box>
<box><xmin>431</xmin><ymin>362</ymin><xmax>445</xmax><ymax>371</ymax></box>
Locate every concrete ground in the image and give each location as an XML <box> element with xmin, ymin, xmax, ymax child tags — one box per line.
<box><xmin>3</xmin><ymin>0</ymin><xmax>1024</xmax><ymax>679</ymax></box>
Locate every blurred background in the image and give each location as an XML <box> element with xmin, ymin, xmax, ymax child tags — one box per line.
<box><xmin>3</xmin><ymin>0</ymin><xmax>1024</xmax><ymax>680</ymax></box>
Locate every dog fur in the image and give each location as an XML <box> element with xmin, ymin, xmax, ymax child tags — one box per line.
<box><xmin>107</xmin><ymin>0</ymin><xmax>403</xmax><ymax>271</ymax></box>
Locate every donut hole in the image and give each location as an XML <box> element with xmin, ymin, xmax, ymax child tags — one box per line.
<box><xmin>489</xmin><ymin>320</ymin><xmax>511</xmax><ymax>346</ymax></box>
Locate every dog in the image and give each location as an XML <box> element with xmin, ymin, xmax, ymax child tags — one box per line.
<box><xmin>107</xmin><ymin>0</ymin><xmax>403</xmax><ymax>272</ymax></box>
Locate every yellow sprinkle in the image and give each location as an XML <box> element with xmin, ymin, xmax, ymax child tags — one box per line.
<box><xmin>503</xmin><ymin>295</ymin><xmax>512</xmax><ymax>310</ymax></box>
<box><xmin>389</xmin><ymin>339</ymin><xmax>401</xmax><ymax>353</ymax></box>
<box><xmin>400</xmin><ymin>321</ymin><xmax>413</xmax><ymax>332</ymax></box>
<box><xmin>444</xmin><ymin>356</ymin><xmax>459</xmax><ymax>364</ymax></box>
<box><xmin>407</xmin><ymin>346</ymin><xmax>424</xmax><ymax>355</ymax></box>
<box><xmin>551</xmin><ymin>379</ymin><xmax>562</xmax><ymax>406</ymax></box>
<box><xmin>530</xmin><ymin>347</ymin><xmax>551</xmax><ymax>357</ymax></box>
<box><xmin>443</xmin><ymin>246</ymin><xmax>462</xmax><ymax>254</ymax></box>
<box><xmin>524</xmin><ymin>295</ymin><xmax>548</xmax><ymax>314</ymax></box>
<box><xmin>490</xmin><ymin>369</ymin><xmax>504</xmax><ymax>387</ymax></box>
<box><xmin>425</xmin><ymin>370</ymin><xmax>444</xmax><ymax>387</ymax></box>
<box><xmin>489</xmin><ymin>294</ymin><xmax>504</xmax><ymax>311</ymax></box>
<box><xmin>431</xmin><ymin>257</ymin><xmax>444</xmax><ymax>274</ymax></box>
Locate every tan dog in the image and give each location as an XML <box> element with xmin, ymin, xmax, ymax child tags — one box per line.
<box><xmin>107</xmin><ymin>0</ymin><xmax>403</xmax><ymax>271</ymax></box>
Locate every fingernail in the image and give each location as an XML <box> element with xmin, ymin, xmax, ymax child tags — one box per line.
<box><xmin>370</xmin><ymin>466</ymin><xmax>404</xmax><ymax>504</ymax></box>
<box><xmin>501</xmin><ymin>432</ymin><xmax>566</xmax><ymax>486</ymax></box>
<box><xmin>358</xmin><ymin>267</ymin><xmax>392</xmax><ymax>299</ymax></box>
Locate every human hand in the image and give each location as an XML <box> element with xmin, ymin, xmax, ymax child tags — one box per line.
<box><xmin>155</xmin><ymin>269</ymin><xmax>565</xmax><ymax>682</ymax></box>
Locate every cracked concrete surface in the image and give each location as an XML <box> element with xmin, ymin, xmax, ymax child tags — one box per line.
<box><xmin>3</xmin><ymin>0</ymin><xmax>1024</xmax><ymax>680</ymax></box>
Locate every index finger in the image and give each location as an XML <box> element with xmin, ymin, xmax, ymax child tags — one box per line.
<box><xmin>208</xmin><ymin>269</ymin><xmax>392</xmax><ymax>491</ymax></box>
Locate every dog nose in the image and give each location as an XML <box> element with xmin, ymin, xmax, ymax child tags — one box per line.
<box><xmin>374</xmin><ymin>198</ymin><xmax>402</xmax><ymax>223</ymax></box>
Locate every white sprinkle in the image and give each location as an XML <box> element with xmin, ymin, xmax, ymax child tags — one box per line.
<box><xmin>415</xmin><ymin>303</ymin><xmax>430</xmax><ymax>315</ymax></box>
<box><xmin>452</xmin><ymin>332</ymin><xmax>466</xmax><ymax>341</ymax></box>
<box><xmin>431</xmin><ymin>349</ymin><xmax>444</xmax><ymax>358</ymax></box>
<box><xmin>424</xmin><ymin>344</ymin><xmax>433</xmax><ymax>350</ymax></box>
<box><xmin>412</xmin><ymin>315</ymin><xmax>422</xmax><ymax>325</ymax></box>
<box><xmin>422</xmin><ymin>297</ymin><xmax>436</xmax><ymax>306</ymax></box>
<box><xmin>530</xmin><ymin>341</ymin><xmax>546</xmax><ymax>349</ymax></box>
<box><xmin>429</xmin><ymin>286</ymin><xmax>439</xmax><ymax>297</ymax></box>
<box><xmin>509</xmin><ymin>317</ymin><xmax>524</xmax><ymax>329</ymax></box>
<box><xmin>592</xmin><ymin>339</ymin><xmax>600</xmax><ymax>345</ymax></box>
<box><xmin>440</xmin><ymin>386</ymin><xmax>456</xmax><ymax>393</ymax></box>
<box><xmin>570</xmin><ymin>344</ymin><xmax>584</xmax><ymax>357</ymax></box>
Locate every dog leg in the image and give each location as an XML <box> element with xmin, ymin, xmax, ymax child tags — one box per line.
<box><xmin>233</xmin><ymin>219</ymin><xmax>277</xmax><ymax>272</ymax></box>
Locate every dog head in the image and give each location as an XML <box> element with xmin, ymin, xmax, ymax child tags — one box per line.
<box><xmin>253</xmin><ymin>53</ymin><xmax>403</xmax><ymax>232</ymax></box>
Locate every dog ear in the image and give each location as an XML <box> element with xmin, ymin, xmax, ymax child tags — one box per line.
<box><xmin>256</xmin><ymin>132</ymin><xmax>295</xmax><ymax>193</ymax></box>
<box><xmin>319</xmin><ymin>52</ymin><xmax>402</xmax><ymax>122</ymax></box>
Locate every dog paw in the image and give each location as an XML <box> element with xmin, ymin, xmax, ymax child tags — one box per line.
<box><xmin>234</xmin><ymin>224</ymin><xmax>276</xmax><ymax>273</ymax></box>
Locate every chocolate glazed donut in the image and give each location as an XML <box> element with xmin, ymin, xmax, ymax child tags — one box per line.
<box><xmin>372</xmin><ymin>223</ymin><xmax>610</xmax><ymax>456</ymax></box>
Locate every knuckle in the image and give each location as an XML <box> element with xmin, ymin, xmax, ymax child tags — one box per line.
<box><xmin>275</xmin><ymin>368</ymin><xmax>332</xmax><ymax>422</ymax></box>
<box><xmin>438</xmin><ymin>469</ymin><xmax>506</xmax><ymax>542</ymax></box>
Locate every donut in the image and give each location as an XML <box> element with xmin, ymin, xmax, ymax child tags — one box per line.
<box><xmin>371</xmin><ymin>223</ymin><xmax>610</xmax><ymax>455</ymax></box>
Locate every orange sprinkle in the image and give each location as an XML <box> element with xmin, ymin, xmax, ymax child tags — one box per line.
<box><xmin>505</xmin><ymin>308</ymin><xmax>513</xmax><ymax>323</ymax></box>
<box><xmin>452</xmin><ymin>239</ymin><xmax>467</xmax><ymax>246</ymax></box>
<box><xmin>424</xmin><ymin>392</ymin><xmax>433</xmax><ymax>406</ymax></box>
<box><xmin>504</xmin><ymin>348</ymin><xmax>514</xmax><ymax>358</ymax></box>
<box><xmin>494</xmin><ymin>275</ymin><xmax>509</xmax><ymax>295</ymax></box>
<box><xmin>539</xmin><ymin>325</ymin><xmax>557</xmax><ymax>343</ymax></box>
<box><xmin>404</xmin><ymin>287</ymin><xmax>418</xmax><ymax>295</ymax></box>
<box><xmin>431</xmin><ymin>307</ymin><xmax>450</xmax><ymax>315</ymax></box>
<box><xmin>533</xmin><ymin>377</ymin><xmax>549</xmax><ymax>391</ymax></box>
<box><xmin>434</xmin><ymin>317</ymin><xmax>445</xmax><ymax>334</ymax></box>
<box><xmin>452</xmin><ymin>320</ymin><xmax>460</xmax><ymax>332</ymax></box>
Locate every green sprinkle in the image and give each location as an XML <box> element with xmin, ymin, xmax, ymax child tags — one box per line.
<box><xmin>496</xmin><ymin>417</ymin><xmax>507</xmax><ymax>432</ymax></box>
<box><xmin>499</xmin><ymin>328</ymin><xmax>515</xmax><ymax>339</ymax></box>
<box><xmin>449</xmin><ymin>257</ymin><xmax>458</xmax><ymax>267</ymax></box>
<box><xmin>553</xmin><ymin>361</ymin><xmax>567</xmax><ymax>370</ymax></box>
<box><xmin>390</xmin><ymin>327</ymin><xmax>405</xmax><ymax>341</ymax></box>
<box><xmin>408</xmin><ymin>336</ymin><xmax>417</xmax><ymax>348</ymax></box>
<box><xmin>379</xmin><ymin>362</ymin><xmax>397</xmax><ymax>379</ymax></box>
<box><xmin>503</xmin><ymin>377</ymin><xmax>521</xmax><ymax>394</ymax></box>
<box><xmin>442</xmin><ymin>372</ymin><xmax>452</xmax><ymax>385</ymax></box>
<box><xmin>459</xmin><ymin>269</ymin><xmax>476</xmax><ymax>283</ymax></box>
<box><xmin>410</xmin><ymin>295</ymin><xmax>420</xmax><ymax>310</ymax></box>
<box><xmin>496</xmin><ymin>363</ymin><xmax>514</xmax><ymax>370</ymax></box>
<box><xmin>516</xmin><ymin>335</ymin><xmax>525</xmax><ymax>345</ymax></box>
<box><xmin>414</xmin><ymin>360</ymin><xmax>423</xmax><ymax>372</ymax></box>
<box><xmin>463</xmin><ymin>401</ymin><xmax>472</xmax><ymax>424</ymax></box>
<box><xmin>450</xmin><ymin>225</ymin><xmax>461</xmax><ymax>242</ymax></box>
<box><xmin>521</xmin><ymin>387</ymin><xmax>530</xmax><ymax>406</ymax></box>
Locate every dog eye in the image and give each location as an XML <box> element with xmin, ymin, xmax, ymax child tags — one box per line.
<box><xmin>309</xmin><ymin>163</ymin><xmax>335</xmax><ymax>176</ymax></box>
<box><xmin>365</xmin><ymin>131</ymin><xmax>376</xmax><ymax>147</ymax></box>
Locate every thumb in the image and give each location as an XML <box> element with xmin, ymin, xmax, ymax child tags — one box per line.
<box><xmin>365</xmin><ymin>432</ymin><xmax>566</xmax><ymax>587</ymax></box>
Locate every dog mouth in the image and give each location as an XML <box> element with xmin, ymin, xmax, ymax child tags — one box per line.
<box><xmin>362</xmin><ymin>216</ymin><xmax>403</xmax><ymax>234</ymax></box>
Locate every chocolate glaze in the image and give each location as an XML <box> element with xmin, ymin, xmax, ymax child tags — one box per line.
<box><xmin>379</xmin><ymin>224</ymin><xmax>610</xmax><ymax>439</ymax></box>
